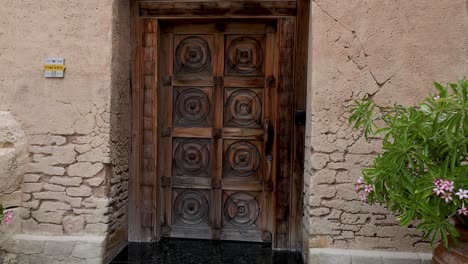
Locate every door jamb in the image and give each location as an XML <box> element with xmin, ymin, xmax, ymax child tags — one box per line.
<box><xmin>129</xmin><ymin>0</ymin><xmax>309</xmax><ymax>251</ymax></box>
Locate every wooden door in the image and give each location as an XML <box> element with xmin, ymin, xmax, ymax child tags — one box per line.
<box><xmin>158</xmin><ymin>22</ymin><xmax>277</xmax><ymax>243</ymax></box>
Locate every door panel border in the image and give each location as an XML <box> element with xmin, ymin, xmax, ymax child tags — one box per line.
<box><xmin>129</xmin><ymin>0</ymin><xmax>309</xmax><ymax>251</ymax></box>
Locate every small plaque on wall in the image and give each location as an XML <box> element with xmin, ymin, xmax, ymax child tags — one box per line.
<box><xmin>44</xmin><ymin>58</ymin><xmax>65</xmax><ymax>78</ymax></box>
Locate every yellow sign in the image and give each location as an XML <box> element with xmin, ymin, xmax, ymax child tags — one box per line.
<box><xmin>44</xmin><ymin>64</ymin><xmax>65</xmax><ymax>71</ymax></box>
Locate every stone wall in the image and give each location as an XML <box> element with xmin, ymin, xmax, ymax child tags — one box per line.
<box><xmin>0</xmin><ymin>112</ymin><xmax>28</xmax><ymax>252</ymax></box>
<box><xmin>304</xmin><ymin>0</ymin><xmax>468</xmax><ymax>259</ymax></box>
<box><xmin>0</xmin><ymin>0</ymin><xmax>130</xmax><ymax>263</ymax></box>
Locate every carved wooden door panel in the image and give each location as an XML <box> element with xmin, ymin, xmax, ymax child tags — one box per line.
<box><xmin>159</xmin><ymin>22</ymin><xmax>276</xmax><ymax>242</ymax></box>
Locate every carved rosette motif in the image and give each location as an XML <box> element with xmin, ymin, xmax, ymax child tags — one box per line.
<box><xmin>225</xmin><ymin>141</ymin><xmax>260</xmax><ymax>177</ymax></box>
<box><xmin>173</xmin><ymin>139</ymin><xmax>210</xmax><ymax>177</ymax></box>
<box><xmin>175</xmin><ymin>36</ymin><xmax>211</xmax><ymax>73</ymax></box>
<box><xmin>224</xmin><ymin>192</ymin><xmax>259</xmax><ymax>227</ymax></box>
<box><xmin>225</xmin><ymin>89</ymin><xmax>262</xmax><ymax>128</ymax></box>
<box><xmin>226</xmin><ymin>36</ymin><xmax>264</xmax><ymax>76</ymax></box>
<box><xmin>174</xmin><ymin>190</ymin><xmax>209</xmax><ymax>225</ymax></box>
<box><xmin>174</xmin><ymin>88</ymin><xmax>211</xmax><ymax>127</ymax></box>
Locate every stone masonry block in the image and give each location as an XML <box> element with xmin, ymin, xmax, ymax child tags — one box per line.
<box><xmin>49</xmin><ymin>176</ymin><xmax>83</xmax><ymax>186</ymax></box>
<box><xmin>62</xmin><ymin>256</ymin><xmax>87</xmax><ymax>264</ymax></box>
<box><xmin>418</xmin><ymin>253</ymin><xmax>432</xmax><ymax>264</ymax></box>
<box><xmin>0</xmin><ymin>191</ymin><xmax>22</xmax><ymax>207</ymax></box>
<box><xmin>76</xmin><ymin>144</ymin><xmax>92</xmax><ymax>154</ymax></box>
<box><xmin>67</xmin><ymin>185</ymin><xmax>92</xmax><ymax>197</ymax></box>
<box><xmin>43</xmin><ymin>183</ymin><xmax>66</xmax><ymax>192</ymax></box>
<box><xmin>313</xmin><ymin>169</ymin><xmax>337</xmax><ymax>184</ymax></box>
<box><xmin>2</xmin><ymin>234</ymin><xmax>45</xmax><ymax>254</ymax></box>
<box><xmin>308</xmin><ymin>249</ymin><xmax>429</xmax><ymax>264</ymax></box>
<box><xmin>77</xmin><ymin>149</ymin><xmax>108</xmax><ymax>163</ymax></box>
<box><xmin>382</xmin><ymin>252</ymin><xmax>421</xmax><ymax>264</ymax></box>
<box><xmin>23</xmin><ymin>174</ymin><xmax>42</xmax><ymax>183</ymax></box>
<box><xmin>23</xmin><ymin>200</ymin><xmax>40</xmax><ymax>209</ymax></box>
<box><xmin>63</xmin><ymin>215</ymin><xmax>85</xmax><ymax>235</ymax></box>
<box><xmin>67</xmin><ymin>162</ymin><xmax>104</xmax><ymax>178</ymax></box>
<box><xmin>311</xmin><ymin>153</ymin><xmax>330</xmax><ymax>170</ymax></box>
<box><xmin>39</xmin><ymin>201</ymin><xmax>72</xmax><ymax>211</ymax></box>
<box><xmin>351</xmin><ymin>256</ymin><xmax>382</xmax><ymax>264</ymax></box>
<box><xmin>27</xmin><ymin>163</ymin><xmax>65</xmax><ymax>176</ymax></box>
<box><xmin>85</xmin><ymin>223</ymin><xmax>108</xmax><ymax>234</ymax></box>
<box><xmin>32</xmin><ymin>211</ymin><xmax>64</xmax><ymax>224</ymax></box>
<box><xmin>43</xmin><ymin>240</ymin><xmax>77</xmax><ymax>260</ymax></box>
<box><xmin>309</xmin><ymin>249</ymin><xmax>352</xmax><ymax>264</ymax></box>
<box><xmin>29</xmin><ymin>135</ymin><xmax>66</xmax><ymax>146</ymax></box>
<box><xmin>71</xmin><ymin>240</ymin><xmax>104</xmax><ymax>259</ymax></box>
<box><xmin>22</xmin><ymin>219</ymin><xmax>63</xmax><ymax>236</ymax></box>
<box><xmin>86</xmin><ymin>177</ymin><xmax>104</xmax><ymax>187</ymax></box>
<box><xmin>22</xmin><ymin>183</ymin><xmax>42</xmax><ymax>193</ymax></box>
<box><xmin>33</xmin><ymin>191</ymin><xmax>82</xmax><ymax>207</ymax></box>
<box><xmin>35</xmin><ymin>145</ymin><xmax>76</xmax><ymax>165</ymax></box>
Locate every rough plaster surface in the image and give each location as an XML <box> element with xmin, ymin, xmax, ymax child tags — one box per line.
<box><xmin>0</xmin><ymin>0</ymin><xmax>467</xmax><ymax>263</ymax></box>
<box><xmin>0</xmin><ymin>0</ymin><xmax>130</xmax><ymax>263</ymax></box>
<box><xmin>0</xmin><ymin>112</ymin><xmax>27</xmax><ymax>249</ymax></box>
<box><xmin>304</xmin><ymin>0</ymin><xmax>468</xmax><ymax>258</ymax></box>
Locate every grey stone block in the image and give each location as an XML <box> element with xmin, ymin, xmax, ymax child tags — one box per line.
<box><xmin>320</xmin><ymin>252</ymin><xmax>352</xmax><ymax>264</ymax></box>
<box><xmin>382</xmin><ymin>252</ymin><xmax>421</xmax><ymax>264</ymax></box>
<box><xmin>352</xmin><ymin>255</ymin><xmax>383</xmax><ymax>264</ymax></box>
<box><xmin>418</xmin><ymin>253</ymin><xmax>433</xmax><ymax>264</ymax></box>
<box><xmin>308</xmin><ymin>249</ymin><xmax>432</xmax><ymax>264</ymax></box>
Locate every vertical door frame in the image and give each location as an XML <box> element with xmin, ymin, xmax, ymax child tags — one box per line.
<box><xmin>129</xmin><ymin>0</ymin><xmax>310</xmax><ymax>251</ymax></box>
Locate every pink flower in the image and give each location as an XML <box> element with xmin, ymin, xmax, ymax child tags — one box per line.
<box><xmin>441</xmin><ymin>193</ymin><xmax>453</xmax><ymax>203</ymax></box>
<box><xmin>358</xmin><ymin>193</ymin><xmax>368</xmax><ymax>203</ymax></box>
<box><xmin>3</xmin><ymin>210</ymin><xmax>14</xmax><ymax>225</ymax></box>
<box><xmin>455</xmin><ymin>189</ymin><xmax>468</xmax><ymax>200</ymax></box>
<box><xmin>364</xmin><ymin>185</ymin><xmax>373</xmax><ymax>194</ymax></box>
<box><xmin>356</xmin><ymin>176</ymin><xmax>363</xmax><ymax>185</ymax></box>
<box><xmin>354</xmin><ymin>184</ymin><xmax>361</xmax><ymax>192</ymax></box>
<box><xmin>457</xmin><ymin>203</ymin><xmax>468</xmax><ymax>216</ymax></box>
<box><xmin>444</xmin><ymin>181</ymin><xmax>455</xmax><ymax>192</ymax></box>
<box><xmin>433</xmin><ymin>186</ymin><xmax>445</xmax><ymax>196</ymax></box>
<box><xmin>432</xmin><ymin>179</ymin><xmax>454</xmax><ymax>197</ymax></box>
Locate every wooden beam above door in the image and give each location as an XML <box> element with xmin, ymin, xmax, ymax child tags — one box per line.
<box><xmin>139</xmin><ymin>1</ymin><xmax>297</xmax><ymax>18</ymax></box>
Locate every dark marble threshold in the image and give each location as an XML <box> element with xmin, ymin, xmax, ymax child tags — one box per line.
<box><xmin>111</xmin><ymin>238</ymin><xmax>304</xmax><ymax>264</ymax></box>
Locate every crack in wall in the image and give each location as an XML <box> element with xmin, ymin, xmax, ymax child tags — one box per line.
<box><xmin>314</xmin><ymin>0</ymin><xmax>398</xmax><ymax>91</ymax></box>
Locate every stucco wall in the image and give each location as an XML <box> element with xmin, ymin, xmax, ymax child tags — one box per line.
<box><xmin>0</xmin><ymin>0</ymin><xmax>130</xmax><ymax>263</ymax></box>
<box><xmin>305</xmin><ymin>0</ymin><xmax>467</xmax><ymax>256</ymax></box>
<box><xmin>1</xmin><ymin>0</ymin><xmax>467</xmax><ymax>263</ymax></box>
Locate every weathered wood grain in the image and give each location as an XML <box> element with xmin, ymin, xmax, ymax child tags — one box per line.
<box><xmin>140</xmin><ymin>1</ymin><xmax>296</xmax><ymax>17</ymax></box>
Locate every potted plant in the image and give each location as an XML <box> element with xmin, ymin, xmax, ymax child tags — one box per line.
<box><xmin>349</xmin><ymin>80</ymin><xmax>468</xmax><ymax>263</ymax></box>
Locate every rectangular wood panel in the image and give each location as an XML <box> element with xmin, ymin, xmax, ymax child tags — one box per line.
<box><xmin>157</xmin><ymin>22</ymin><xmax>276</xmax><ymax>243</ymax></box>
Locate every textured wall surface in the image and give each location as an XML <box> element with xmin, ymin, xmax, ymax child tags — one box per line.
<box><xmin>0</xmin><ymin>0</ymin><xmax>467</xmax><ymax>263</ymax></box>
<box><xmin>304</xmin><ymin>0</ymin><xmax>467</xmax><ymax>255</ymax></box>
<box><xmin>0</xmin><ymin>0</ymin><xmax>131</xmax><ymax>263</ymax></box>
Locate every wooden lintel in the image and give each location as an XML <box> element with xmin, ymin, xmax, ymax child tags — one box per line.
<box><xmin>140</xmin><ymin>1</ymin><xmax>297</xmax><ymax>17</ymax></box>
